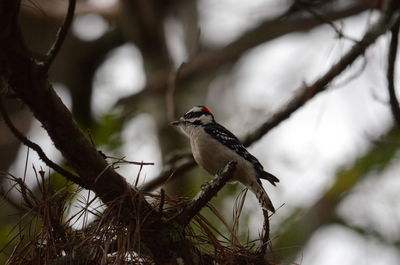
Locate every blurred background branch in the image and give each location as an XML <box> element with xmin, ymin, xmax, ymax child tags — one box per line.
<box><xmin>387</xmin><ymin>18</ymin><xmax>400</xmax><ymax>125</ymax></box>
<box><xmin>274</xmin><ymin>127</ymin><xmax>400</xmax><ymax>261</ymax></box>
<box><xmin>42</xmin><ymin>0</ymin><xmax>76</xmax><ymax>71</ymax></box>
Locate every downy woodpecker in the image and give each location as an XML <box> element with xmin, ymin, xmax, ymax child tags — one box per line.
<box><xmin>171</xmin><ymin>106</ymin><xmax>278</xmax><ymax>212</ymax></box>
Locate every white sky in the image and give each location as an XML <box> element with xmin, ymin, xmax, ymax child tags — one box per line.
<box><xmin>7</xmin><ymin>1</ymin><xmax>400</xmax><ymax>264</ymax></box>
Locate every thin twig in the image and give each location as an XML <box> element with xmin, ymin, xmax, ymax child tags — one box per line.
<box><xmin>0</xmin><ymin>173</ymin><xmax>28</xmax><ymax>212</ymax></box>
<box><xmin>166</xmin><ymin>63</ymin><xmax>185</xmax><ymax>122</ymax></box>
<box><xmin>296</xmin><ymin>1</ymin><xmax>358</xmax><ymax>42</ymax></box>
<box><xmin>257</xmin><ymin>209</ymin><xmax>270</xmax><ymax>256</ymax></box>
<box><xmin>139</xmin><ymin>156</ymin><xmax>195</xmax><ymax>192</ymax></box>
<box><xmin>387</xmin><ymin>19</ymin><xmax>400</xmax><ymax>125</ymax></box>
<box><xmin>232</xmin><ymin>188</ymin><xmax>248</xmax><ymax>246</ymax></box>
<box><xmin>0</xmin><ymin>98</ymin><xmax>89</xmax><ymax>189</ymax></box>
<box><xmin>105</xmin><ymin>155</ymin><xmax>154</xmax><ymax>166</ymax></box>
<box><xmin>175</xmin><ymin>161</ymin><xmax>237</xmax><ymax>226</ymax></box>
<box><xmin>6</xmin><ymin>173</ymin><xmax>36</xmax><ymax>209</ymax></box>
<box><xmin>41</xmin><ymin>0</ymin><xmax>76</xmax><ymax>71</ymax></box>
<box><xmin>4</xmin><ymin>234</ymin><xmax>24</xmax><ymax>265</ymax></box>
<box><xmin>134</xmin><ymin>163</ymin><xmax>144</xmax><ymax>188</ymax></box>
<box><xmin>158</xmin><ymin>188</ymin><xmax>165</xmax><ymax>213</ymax></box>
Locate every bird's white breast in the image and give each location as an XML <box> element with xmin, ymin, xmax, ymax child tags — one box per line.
<box><xmin>188</xmin><ymin>127</ymin><xmax>256</xmax><ymax>185</ymax></box>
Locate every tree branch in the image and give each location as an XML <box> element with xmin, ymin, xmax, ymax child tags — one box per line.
<box><xmin>387</xmin><ymin>19</ymin><xmax>400</xmax><ymax>125</ymax></box>
<box><xmin>42</xmin><ymin>0</ymin><xmax>76</xmax><ymax>71</ymax></box>
<box><xmin>274</xmin><ymin>127</ymin><xmax>400</xmax><ymax>261</ymax></box>
<box><xmin>175</xmin><ymin>161</ymin><xmax>237</xmax><ymax>226</ymax></box>
<box><xmin>0</xmin><ymin>2</ymin><xmax>170</xmax><ymax>261</ymax></box>
<box><xmin>0</xmin><ymin>98</ymin><xmax>89</xmax><ymax>188</ymax></box>
<box><xmin>243</xmin><ymin>5</ymin><xmax>400</xmax><ymax>146</ymax></box>
<box><xmin>117</xmin><ymin>1</ymin><xmax>370</xmax><ymax>107</ymax></box>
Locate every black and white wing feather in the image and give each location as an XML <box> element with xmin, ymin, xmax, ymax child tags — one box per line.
<box><xmin>203</xmin><ymin>123</ymin><xmax>279</xmax><ymax>185</ymax></box>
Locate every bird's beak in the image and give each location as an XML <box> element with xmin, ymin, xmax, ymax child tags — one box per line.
<box><xmin>170</xmin><ymin>120</ymin><xmax>181</xmax><ymax>126</ymax></box>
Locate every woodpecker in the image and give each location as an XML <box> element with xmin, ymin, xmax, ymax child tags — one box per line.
<box><xmin>171</xmin><ymin>106</ymin><xmax>279</xmax><ymax>212</ymax></box>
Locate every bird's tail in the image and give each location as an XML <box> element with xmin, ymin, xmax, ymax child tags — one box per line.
<box><xmin>248</xmin><ymin>181</ymin><xmax>275</xmax><ymax>213</ymax></box>
<box><xmin>259</xmin><ymin>170</ymin><xmax>279</xmax><ymax>186</ymax></box>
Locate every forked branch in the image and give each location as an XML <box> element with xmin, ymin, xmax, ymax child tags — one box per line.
<box><xmin>42</xmin><ymin>0</ymin><xmax>76</xmax><ymax>71</ymax></box>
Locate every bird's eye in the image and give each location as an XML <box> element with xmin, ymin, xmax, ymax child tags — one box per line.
<box><xmin>184</xmin><ymin>112</ymin><xmax>195</xmax><ymax>119</ymax></box>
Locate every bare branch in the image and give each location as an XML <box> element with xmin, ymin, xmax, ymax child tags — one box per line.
<box><xmin>104</xmin><ymin>155</ymin><xmax>155</xmax><ymax>166</ymax></box>
<box><xmin>243</xmin><ymin>6</ymin><xmax>400</xmax><ymax>146</ymax></box>
<box><xmin>1</xmin><ymin>0</ymin><xmax>159</xmax><ymax>224</ymax></box>
<box><xmin>387</xmin><ymin>19</ymin><xmax>400</xmax><ymax>125</ymax></box>
<box><xmin>42</xmin><ymin>0</ymin><xmax>76</xmax><ymax>71</ymax></box>
<box><xmin>175</xmin><ymin>161</ymin><xmax>237</xmax><ymax>226</ymax></box>
<box><xmin>166</xmin><ymin>63</ymin><xmax>185</xmax><ymax>122</ymax></box>
<box><xmin>0</xmin><ymin>1</ymin><xmax>201</xmax><ymax>261</ymax></box>
<box><xmin>274</xmin><ymin>127</ymin><xmax>400</xmax><ymax>261</ymax></box>
<box><xmin>117</xmin><ymin>1</ymin><xmax>370</xmax><ymax>107</ymax></box>
<box><xmin>295</xmin><ymin>1</ymin><xmax>358</xmax><ymax>42</ymax></box>
<box><xmin>0</xmin><ymin>98</ymin><xmax>89</xmax><ymax>188</ymax></box>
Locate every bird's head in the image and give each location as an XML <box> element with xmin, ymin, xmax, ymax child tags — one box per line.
<box><xmin>171</xmin><ymin>106</ymin><xmax>215</xmax><ymax>133</ymax></box>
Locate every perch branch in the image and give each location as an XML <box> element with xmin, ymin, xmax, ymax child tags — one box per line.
<box><xmin>387</xmin><ymin>19</ymin><xmax>400</xmax><ymax>125</ymax></box>
<box><xmin>0</xmin><ymin>99</ymin><xmax>89</xmax><ymax>188</ymax></box>
<box><xmin>42</xmin><ymin>0</ymin><xmax>76</xmax><ymax>71</ymax></box>
<box><xmin>175</xmin><ymin>161</ymin><xmax>237</xmax><ymax>226</ymax></box>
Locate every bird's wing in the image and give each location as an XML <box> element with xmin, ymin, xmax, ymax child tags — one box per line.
<box><xmin>203</xmin><ymin>123</ymin><xmax>264</xmax><ymax>169</ymax></box>
<box><xmin>204</xmin><ymin>123</ymin><xmax>279</xmax><ymax>186</ymax></box>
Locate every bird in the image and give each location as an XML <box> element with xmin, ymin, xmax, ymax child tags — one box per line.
<box><xmin>171</xmin><ymin>106</ymin><xmax>279</xmax><ymax>212</ymax></box>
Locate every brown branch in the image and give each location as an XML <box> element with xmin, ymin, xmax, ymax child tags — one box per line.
<box><xmin>387</xmin><ymin>19</ymin><xmax>400</xmax><ymax>125</ymax></box>
<box><xmin>42</xmin><ymin>0</ymin><xmax>76</xmax><ymax>71</ymax></box>
<box><xmin>0</xmin><ymin>1</ymin><xmax>224</xmax><ymax>263</ymax></box>
<box><xmin>175</xmin><ymin>161</ymin><xmax>237</xmax><ymax>226</ymax></box>
<box><xmin>117</xmin><ymin>1</ymin><xmax>370</xmax><ymax>107</ymax></box>
<box><xmin>243</xmin><ymin>5</ymin><xmax>400</xmax><ymax>146</ymax></box>
<box><xmin>0</xmin><ymin>2</ymin><xmax>174</xmax><ymax>262</ymax></box>
<box><xmin>274</xmin><ymin>126</ymin><xmax>400</xmax><ymax>261</ymax></box>
<box><xmin>0</xmin><ymin>98</ymin><xmax>89</xmax><ymax>188</ymax></box>
<box><xmin>295</xmin><ymin>1</ymin><xmax>358</xmax><ymax>42</ymax></box>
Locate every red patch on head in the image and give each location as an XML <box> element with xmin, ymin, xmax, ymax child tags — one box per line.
<box><xmin>202</xmin><ymin>107</ymin><xmax>213</xmax><ymax>114</ymax></box>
